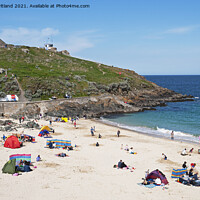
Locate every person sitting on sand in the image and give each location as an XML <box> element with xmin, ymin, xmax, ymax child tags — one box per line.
<box><xmin>191</xmin><ymin>163</ymin><xmax>199</xmax><ymax>180</ymax></box>
<box><xmin>181</xmin><ymin>148</ymin><xmax>188</xmax><ymax>156</ymax></box>
<box><xmin>129</xmin><ymin>147</ymin><xmax>134</xmax><ymax>154</ymax></box>
<box><xmin>23</xmin><ymin>161</ymin><xmax>32</xmax><ymax>172</ymax></box>
<box><xmin>18</xmin><ymin>160</ymin><xmax>24</xmax><ymax>167</ymax></box>
<box><xmin>96</xmin><ymin>142</ymin><xmax>99</xmax><ymax>147</ymax></box>
<box><xmin>189</xmin><ymin>168</ymin><xmax>194</xmax><ymax>178</ymax></box>
<box><xmin>179</xmin><ymin>173</ymin><xmax>190</xmax><ymax>185</ymax></box>
<box><xmin>49</xmin><ymin>141</ymin><xmax>53</xmax><ymax>149</ymax></box>
<box><xmin>162</xmin><ymin>153</ymin><xmax>167</xmax><ymax>160</ymax></box>
<box><xmin>118</xmin><ymin>160</ymin><xmax>123</xmax><ymax>168</ymax></box>
<box><xmin>53</xmin><ymin>142</ymin><xmax>57</xmax><ymax>148</ymax></box>
<box><xmin>182</xmin><ymin>161</ymin><xmax>187</xmax><ymax>169</ymax></box>
<box><xmin>118</xmin><ymin>160</ymin><xmax>128</xmax><ymax>169</ymax></box>
<box><xmin>36</xmin><ymin>155</ymin><xmax>41</xmax><ymax>162</ymax></box>
<box><xmin>98</xmin><ymin>134</ymin><xmax>102</xmax><ymax>138</ymax></box>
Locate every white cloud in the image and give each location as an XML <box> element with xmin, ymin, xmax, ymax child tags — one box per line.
<box><xmin>56</xmin><ymin>30</ymin><xmax>102</xmax><ymax>53</ymax></box>
<box><xmin>0</xmin><ymin>27</ymin><xmax>100</xmax><ymax>53</ymax></box>
<box><xmin>163</xmin><ymin>25</ymin><xmax>199</xmax><ymax>34</ymax></box>
<box><xmin>143</xmin><ymin>25</ymin><xmax>199</xmax><ymax>40</ymax></box>
<box><xmin>0</xmin><ymin>27</ymin><xmax>59</xmax><ymax>47</ymax></box>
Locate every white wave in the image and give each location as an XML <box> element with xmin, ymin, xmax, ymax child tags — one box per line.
<box><xmin>100</xmin><ymin>117</ymin><xmax>199</xmax><ymax>144</ymax></box>
<box><xmin>194</xmin><ymin>97</ymin><xmax>199</xmax><ymax>99</ymax></box>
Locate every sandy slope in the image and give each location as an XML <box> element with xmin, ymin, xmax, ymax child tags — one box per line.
<box><xmin>0</xmin><ymin>118</ymin><xmax>200</xmax><ymax>200</ymax></box>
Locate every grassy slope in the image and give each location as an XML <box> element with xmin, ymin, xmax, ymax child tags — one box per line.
<box><xmin>0</xmin><ymin>46</ymin><xmax>154</xmax><ymax>100</ymax></box>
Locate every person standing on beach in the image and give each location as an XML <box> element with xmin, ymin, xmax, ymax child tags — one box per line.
<box><xmin>171</xmin><ymin>131</ymin><xmax>174</xmax><ymax>140</ymax></box>
<box><xmin>3</xmin><ymin>134</ymin><xmax>6</xmax><ymax>141</ymax></box>
<box><xmin>117</xmin><ymin>130</ymin><xmax>120</xmax><ymax>137</ymax></box>
<box><xmin>91</xmin><ymin>127</ymin><xmax>94</xmax><ymax>136</ymax></box>
<box><xmin>19</xmin><ymin>117</ymin><xmax>21</xmax><ymax>124</ymax></box>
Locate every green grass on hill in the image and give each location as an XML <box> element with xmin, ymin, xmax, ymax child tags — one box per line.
<box><xmin>0</xmin><ymin>46</ymin><xmax>154</xmax><ymax>100</ymax></box>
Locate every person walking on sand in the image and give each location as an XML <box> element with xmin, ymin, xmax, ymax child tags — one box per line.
<box><xmin>171</xmin><ymin>131</ymin><xmax>174</xmax><ymax>140</ymax></box>
<box><xmin>91</xmin><ymin>127</ymin><xmax>94</xmax><ymax>136</ymax></box>
<box><xmin>117</xmin><ymin>130</ymin><xmax>120</xmax><ymax>137</ymax></box>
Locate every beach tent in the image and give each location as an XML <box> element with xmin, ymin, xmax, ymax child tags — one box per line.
<box><xmin>46</xmin><ymin>139</ymin><xmax>71</xmax><ymax>148</ymax></box>
<box><xmin>146</xmin><ymin>169</ymin><xmax>169</xmax><ymax>185</ymax></box>
<box><xmin>61</xmin><ymin>117</ymin><xmax>68</xmax><ymax>122</ymax></box>
<box><xmin>4</xmin><ymin>135</ymin><xmax>21</xmax><ymax>149</ymax></box>
<box><xmin>38</xmin><ymin>129</ymin><xmax>49</xmax><ymax>137</ymax></box>
<box><xmin>171</xmin><ymin>168</ymin><xmax>187</xmax><ymax>178</ymax></box>
<box><xmin>9</xmin><ymin>154</ymin><xmax>31</xmax><ymax>165</ymax></box>
<box><xmin>40</xmin><ymin>126</ymin><xmax>51</xmax><ymax>132</ymax></box>
<box><xmin>2</xmin><ymin>159</ymin><xmax>16</xmax><ymax>174</ymax></box>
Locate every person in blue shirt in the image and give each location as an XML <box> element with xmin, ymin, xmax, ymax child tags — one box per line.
<box><xmin>3</xmin><ymin>134</ymin><xmax>6</xmax><ymax>141</ymax></box>
<box><xmin>23</xmin><ymin>161</ymin><xmax>32</xmax><ymax>172</ymax></box>
<box><xmin>36</xmin><ymin>155</ymin><xmax>41</xmax><ymax>162</ymax></box>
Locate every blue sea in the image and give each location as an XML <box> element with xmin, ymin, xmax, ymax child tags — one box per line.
<box><xmin>101</xmin><ymin>75</ymin><xmax>200</xmax><ymax>143</ymax></box>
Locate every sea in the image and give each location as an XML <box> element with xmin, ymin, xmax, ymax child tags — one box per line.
<box><xmin>101</xmin><ymin>75</ymin><xmax>200</xmax><ymax>144</ymax></box>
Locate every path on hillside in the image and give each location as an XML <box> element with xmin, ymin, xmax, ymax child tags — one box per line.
<box><xmin>97</xmin><ymin>63</ymin><xmax>106</xmax><ymax>75</ymax></box>
<box><xmin>15</xmin><ymin>78</ymin><xmax>28</xmax><ymax>102</ymax></box>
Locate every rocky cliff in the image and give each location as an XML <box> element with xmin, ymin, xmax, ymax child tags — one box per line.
<box><xmin>0</xmin><ymin>46</ymin><xmax>193</xmax><ymax>118</ymax></box>
<box><xmin>1</xmin><ymin>87</ymin><xmax>192</xmax><ymax>119</ymax></box>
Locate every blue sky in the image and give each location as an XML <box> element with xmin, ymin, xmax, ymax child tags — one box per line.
<box><xmin>0</xmin><ymin>0</ymin><xmax>200</xmax><ymax>75</ymax></box>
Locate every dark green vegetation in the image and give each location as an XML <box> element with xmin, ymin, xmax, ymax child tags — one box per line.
<box><xmin>0</xmin><ymin>46</ymin><xmax>154</xmax><ymax>100</ymax></box>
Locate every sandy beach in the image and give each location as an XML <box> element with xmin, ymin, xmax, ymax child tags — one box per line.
<box><xmin>1</xmin><ymin>118</ymin><xmax>200</xmax><ymax>200</ymax></box>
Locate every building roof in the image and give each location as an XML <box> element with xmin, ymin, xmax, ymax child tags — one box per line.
<box><xmin>0</xmin><ymin>39</ymin><xmax>6</xmax><ymax>46</ymax></box>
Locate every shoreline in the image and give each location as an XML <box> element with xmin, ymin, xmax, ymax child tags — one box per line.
<box><xmin>94</xmin><ymin>117</ymin><xmax>200</xmax><ymax>146</ymax></box>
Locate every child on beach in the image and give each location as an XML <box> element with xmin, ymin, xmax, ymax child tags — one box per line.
<box><xmin>36</xmin><ymin>155</ymin><xmax>41</xmax><ymax>162</ymax></box>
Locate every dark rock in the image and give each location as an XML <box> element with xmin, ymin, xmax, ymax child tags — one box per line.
<box><xmin>23</xmin><ymin>121</ymin><xmax>40</xmax><ymax>129</ymax></box>
<box><xmin>0</xmin><ymin>92</ymin><xmax>6</xmax><ymax>98</ymax></box>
